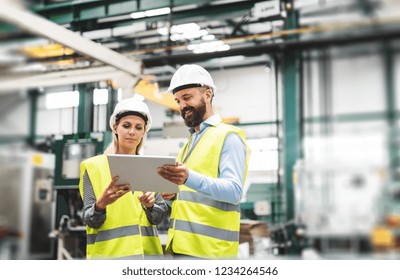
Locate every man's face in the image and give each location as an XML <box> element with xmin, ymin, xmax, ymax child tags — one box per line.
<box><xmin>174</xmin><ymin>87</ymin><xmax>207</xmax><ymax>128</ymax></box>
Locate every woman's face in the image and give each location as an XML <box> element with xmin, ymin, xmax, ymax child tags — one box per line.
<box><xmin>114</xmin><ymin>115</ymin><xmax>146</xmax><ymax>154</ymax></box>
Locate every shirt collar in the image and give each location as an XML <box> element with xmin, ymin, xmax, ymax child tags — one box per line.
<box><xmin>188</xmin><ymin>114</ymin><xmax>222</xmax><ymax>134</ymax></box>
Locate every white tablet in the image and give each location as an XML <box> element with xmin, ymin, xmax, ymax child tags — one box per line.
<box><xmin>107</xmin><ymin>154</ymin><xmax>179</xmax><ymax>193</ymax></box>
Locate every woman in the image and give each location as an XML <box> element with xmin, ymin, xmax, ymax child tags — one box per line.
<box><xmin>79</xmin><ymin>97</ymin><xmax>167</xmax><ymax>259</ymax></box>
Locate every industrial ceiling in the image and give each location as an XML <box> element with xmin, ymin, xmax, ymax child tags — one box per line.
<box><xmin>0</xmin><ymin>0</ymin><xmax>399</xmax><ymax>91</ymax></box>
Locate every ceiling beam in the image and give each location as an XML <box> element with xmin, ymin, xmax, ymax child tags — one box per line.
<box><xmin>0</xmin><ymin>65</ymin><xmax>179</xmax><ymax>111</ymax></box>
<box><xmin>0</xmin><ymin>66</ymin><xmax>127</xmax><ymax>93</ymax></box>
<box><xmin>0</xmin><ymin>1</ymin><xmax>141</xmax><ymax>77</ymax></box>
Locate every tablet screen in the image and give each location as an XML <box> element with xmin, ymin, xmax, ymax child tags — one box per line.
<box><xmin>107</xmin><ymin>154</ymin><xmax>178</xmax><ymax>193</ymax></box>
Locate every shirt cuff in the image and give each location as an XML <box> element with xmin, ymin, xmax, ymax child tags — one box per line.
<box><xmin>94</xmin><ymin>203</ymin><xmax>106</xmax><ymax>213</ymax></box>
<box><xmin>185</xmin><ymin>169</ymin><xmax>203</xmax><ymax>190</ymax></box>
<box><xmin>141</xmin><ymin>203</ymin><xmax>154</xmax><ymax>211</ymax></box>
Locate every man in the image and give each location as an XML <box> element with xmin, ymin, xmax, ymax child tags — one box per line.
<box><xmin>157</xmin><ymin>64</ymin><xmax>250</xmax><ymax>259</ymax></box>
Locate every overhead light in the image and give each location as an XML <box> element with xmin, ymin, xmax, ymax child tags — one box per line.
<box><xmin>170</xmin><ymin>32</ymin><xmax>208</xmax><ymax>41</ymax></box>
<box><xmin>216</xmin><ymin>44</ymin><xmax>230</xmax><ymax>52</ymax></box>
<box><xmin>145</xmin><ymin>7</ymin><xmax>170</xmax><ymax>17</ymax></box>
<box><xmin>193</xmin><ymin>48</ymin><xmax>206</xmax><ymax>54</ymax></box>
<box><xmin>130</xmin><ymin>11</ymin><xmax>146</xmax><ymax>19</ymax></box>
<box><xmin>202</xmin><ymin>34</ymin><xmax>216</xmax><ymax>41</ymax></box>
<box><xmin>157</xmin><ymin>23</ymin><xmax>200</xmax><ymax>36</ymax></box>
<box><xmin>187</xmin><ymin>40</ymin><xmax>230</xmax><ymax>54</ymax></box>
<box><xmin>200</xmin><ymin>40</ymin><xmax>224</xmax><ymax>48</ymax></box>
<box><xmin>208</xmin><ymin>55</ymin><xmax>245</xmax><ymax>65</ymax></box>
<box><xmin>171</xmin><ymin>23</ymin><xmax>199</xmax><ymax>33</ymax></box>
<box><xmin>157</xmin><ymin>27</ymin><xmax>169</xmax><ymax>36</ymax></box>
<box><xmin>98</xmin><ymin>14</ymin><xmax>132</xmax><ymax>23</ymax></box>
<box><xmin>183</xmin><ymin>29</ymin><xmax>208</xmax><ymax>40</ymax></box>
<box><xmin>130</xmin><ymin>7</ymin><xmax>171</xmax><ymax>19</ymax></box>
<box><xmin>158</xmin><ymin>23</ymin><xmax>208</xmax><ymax>41</ymax></box>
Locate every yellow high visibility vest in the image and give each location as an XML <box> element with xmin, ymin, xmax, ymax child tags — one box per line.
<box><xmin>165</xmin><ymin>123</ymin><xmax>250</xmax><ymax>259</ymax></box>
<box><xmin>79</xmin><ymin>155</ymin><xmax>163</xmax><ymax>259</ymax></box>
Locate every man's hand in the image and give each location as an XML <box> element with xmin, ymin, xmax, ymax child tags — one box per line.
<box><xmin>157</xmin><ymin>161</ymin><xmax>188</xmax><ymax>185</ymax></box>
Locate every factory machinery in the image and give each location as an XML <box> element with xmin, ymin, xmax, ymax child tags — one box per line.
<box><xmin>50</xmin><ymin>132</ymin><xmax>111</xmax><ymax>259</ymax></box>
<box><xmin>0</xmin><ymin>132</ymin><xmax>113</xmax><ymax>259</ymax></box>
<box><xmin>287</xmin><ymin>133</ymin><xmax>400</xmax><ymax>258</ymax></box>
<box><xmin>0</xmin><ymin>147</ymin><xmax>55</xmax><ymax>260</ymax></box>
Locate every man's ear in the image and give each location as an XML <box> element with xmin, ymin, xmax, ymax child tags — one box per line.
<box><xmin>205</xmin><ymin>88</ymin><xmax>213</xmax><ymax>101</ymax></box>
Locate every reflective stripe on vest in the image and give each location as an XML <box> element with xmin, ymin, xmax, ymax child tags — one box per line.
<box><xmin>141</xmin><ymin>225</ymin><xmax>163</xmax><ymax>256</ymax></box>
<box><xmin>141</xmin><ymin>226</ymin><xmax>159</xmax><ymax>237</ymax></box>
<box><xmin>139</xmin><ymin>206</ymin><xmax>163</xmax><ymax>256</ymax></box>
<box><xmin>86</xmin><ymin>225</ymin><xmax>140</xmax><ymax>244</ymax></box>
<box><xmin>169</xmin><ymin>219</ymin><xmax>239</xmax><ymax>242</ymax></box>
<box><xmin>179</xmin><ymin>190</ymin><xmax>240</xmax><ymax>213</ymax></box>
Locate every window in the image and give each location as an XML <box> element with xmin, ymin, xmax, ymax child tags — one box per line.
<box><xmin>45</xmin><ymin>90</ymin><xmax>79</xmax><ymax>109</ymax></box>
<box><xmin>247</xmin><ymin>137</ymin><xmax>279</xmax><ymax>171</ymax></box>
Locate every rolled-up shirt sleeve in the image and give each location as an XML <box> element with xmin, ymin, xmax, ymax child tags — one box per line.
<box><xmin>81</xmin><ymin>171</ymin><xmax>106</xmax><ymax>228</ymax></box>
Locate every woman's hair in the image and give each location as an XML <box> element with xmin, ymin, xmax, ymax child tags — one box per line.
<box><xmin>103</xmin><ymin>121</ymin><xmax>146</xmax><ymax>155</ymax></box>
<box><xmin>103</xmin><ymin>132</ymin><xmax>118</xmax><ymax>155</ymax></box>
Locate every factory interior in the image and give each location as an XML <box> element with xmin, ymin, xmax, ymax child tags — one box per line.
<box><xmin>1</xmin><ymin>0</ymin><xmax>400</xmax><ymax>260</ymax></box>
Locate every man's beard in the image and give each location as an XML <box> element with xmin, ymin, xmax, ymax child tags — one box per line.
<box><xmin>181</xmin><ymin>98</ymin><xmax>207</xmax><ymax>128</ymax></box>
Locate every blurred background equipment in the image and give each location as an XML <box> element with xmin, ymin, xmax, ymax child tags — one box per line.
<box><xmin>51</xmin><ymin>132</ymin><xmax>111</xmax><ymax>259</ymax></box>
<box><xmin>0</xmin><ymin>148</ymin><xmax>55</xmax><ymax>259</ymax></box>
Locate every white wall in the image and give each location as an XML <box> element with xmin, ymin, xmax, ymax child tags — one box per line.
<box><xmin>331</xmin><ymin>53</ymin><xmax>385</xmax><ymax>115</ymax></box>
<box><xmin>0</xmin><ymin>91</ymin><xmax>30</xmax><ymax>137</ymax></box>
<box><xmin>147</xmin><ymin>101</ymin><xmax>173</xmax><ymax>129</ymax></box>
<box><xmin>211</xmin><ymin>65</ymin><xmax>274</xmax><ymax>123</ymax></box>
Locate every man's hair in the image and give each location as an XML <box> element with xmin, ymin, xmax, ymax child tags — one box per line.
<box><xmin>199</xmin><ymin>85</ymin><xmax>214</xmax><ymax>102</ymax></box>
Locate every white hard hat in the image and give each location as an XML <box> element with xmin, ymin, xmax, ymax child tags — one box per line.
<box><xmin>109</xmin><ymin>97</ymin><xmax>152</xmax><ymax>132</ymax></box>
<box><xmin>166</xmin><ymin>64</ymin><xmax>217</xmax><ymax>94</ymax></box>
